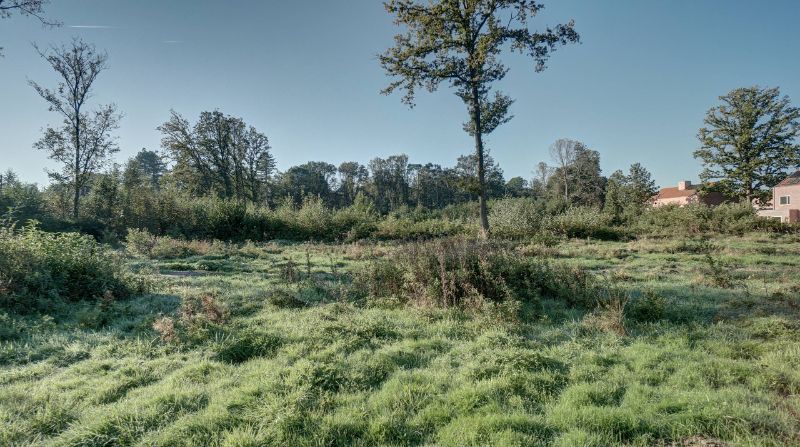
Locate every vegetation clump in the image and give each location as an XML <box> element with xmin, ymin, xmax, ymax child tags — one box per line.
<box><xmin>355</xmin><ymin>238</ymin><xmax>613</xmax><ymax>310</ymax></box>
<box><xmin>0</xmin><ymin>223</ymin><xmax>146</xmax><ymax>312</ymax></box>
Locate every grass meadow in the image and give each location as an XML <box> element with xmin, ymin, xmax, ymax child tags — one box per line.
<box><xmin>1</xmin><ymin>233</ymin><xmax>799</xmax><ymax>446</ymax></box>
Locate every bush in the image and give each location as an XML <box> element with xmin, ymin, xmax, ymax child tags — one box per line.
<box><xmin>543</xmin><ymin>207</ymin><xmax>623</xmax><ymax>240</ymax></box>
<box><xmin>332</xmin><ymin>195</ymin><xmax>379</xmax><ymax>241</ymax></box>
<box><xmin>354</xmin><ymin>238</ymin><xmax>608</xmax><ymax>309</ymax></box>
<box><xmin>374</xmin><ymin>215</ymin><xmax>468</xmax><ymax>240</ymax></box>
<box><xmin>0</xmin><ymin>224</ymin><xmax>146</xmax><ymax>312</ymax></box>
<box><xmin>126</xmin><ymin>228</ymin><xmax>158</xmax><ymax>257</ymax></box>
<box><xmin>631</xmin><ymin>202</ymin><xmax>781</xmax><ymax>237</ymax></box>
<box><xmin>626</xmin><ymin>289</ymin><xmax>667</xmax><ymax>323</ymax></box>
<box><xmin>126</xmin><ymin>229</ymin><xmax>231</xmax><ymax>260</ymax></box>
<box><xmin>489</xmin><ymin>198</ymin><xmax>542</xmax><ymax>239</ymax></box>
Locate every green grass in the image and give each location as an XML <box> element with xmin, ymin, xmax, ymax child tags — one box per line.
<box><xmin>1</xmin><ymin>234</ymin><xmax>799</xmax><ymax>446</ymax></box>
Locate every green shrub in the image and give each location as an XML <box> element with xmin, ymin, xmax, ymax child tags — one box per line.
<box><xmin>297</xmin><ymin>196</ymin><xmax>334</xmax><ymax>239</ymax></box>
<box><xmin>0</xmin><ymin>224</ymin><xmax>146</xmax><ymax>312</ymax></box>
<box><xmin>631</xmin><ymin>202</ymin><xmax>776</xmax><ymax>237</ymax></box>
<box><xmin>355</xmin><ymin>238</ymin><xmax>606</xmax><ymax>309</ymax></box>
<box><xmin>126</xmin><ymin>229</ymin><xmax>232</xmax><ymax>260</ymax></box>
<box><xmin>333</xmin><ymin>195</ymin><xmax>379</xmax><ymax>241</ymax></box>
<box><xmin>489</xmin><ymin>198</ymin><xmax>542</xmax><ymax>239</ymax></box>
<box><xmin>543</xmin><ymin>207</ymin><xmax>623</xmax><ymax>240</ymax></box>
<box><xmin>352</xmin><ymin>258</ymin><xmax>406</xmax><ymax>299</ymax></box>
<box><xmin>626</xmin><ymin>289</ymin><xmax>667</xmax><ymax>323</ymax></box>
<box><xmin>700</xmin><ymin>254</ymin><xmax>741</xmax><ymax>289</ymax></box>
<box><xmin>125</xmin><ymin>228</ymin><xmax>158</xmax><ymax>257</ymax></box>
<box><xmin>374</xmin><ymin>216</ymin><xmax>468</xmax><ymax>240</ymax></box>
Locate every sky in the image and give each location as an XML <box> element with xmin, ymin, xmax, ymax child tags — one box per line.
<box><xmin>1</xmin><ymin>0</ymin><xmax>799</xmax><ymax>189</ymax></box>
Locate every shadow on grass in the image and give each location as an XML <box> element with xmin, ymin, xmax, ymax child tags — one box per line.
<box><xmin>0</xmin><ymin>293</ymin><xmax>182</xmax><ymax>367</ymax></box>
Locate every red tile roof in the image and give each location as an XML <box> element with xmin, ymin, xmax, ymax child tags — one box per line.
<box><xmin>777</xmin><ymin>171</ymin><xmax>800</xmax><ymax>187</ymax></box>
<box><xmin>655</xmin><ymin>186</ymin><xmax>699</xmax><ymax>200</ymax></box>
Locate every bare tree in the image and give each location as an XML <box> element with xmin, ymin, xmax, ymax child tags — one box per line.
<box><xmin>29</xmin><ymin>38</ymin><xmax>120</xmax><ymax>219</ymax></box>
<box><xmin>531</xmin><ymin>161</ymin><xmax>552</xmax><ymax>197</ymax></box>
<box><xmin>549</xmin><ymin>138</ymin><xmax>579</xmax><ymax>202</ymax></box>
<box><xmin>0</xmin><ymin>0</ymin><xmax>60</xmax><ymax>55</ymax></box>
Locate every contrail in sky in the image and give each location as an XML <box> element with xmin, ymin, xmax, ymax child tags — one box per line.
<box><xmin>69</xmin><ymin>25</ymin><xmax>116</xmax><ymax>29</ymax></box>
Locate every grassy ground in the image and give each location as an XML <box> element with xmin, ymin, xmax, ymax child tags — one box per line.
<box><xmin>1</xmin><ymin>234</ymin><xmax>799</xmax><ymax>446</ymax></box>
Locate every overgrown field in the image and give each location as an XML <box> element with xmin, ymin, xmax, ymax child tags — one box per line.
<box><xmin>1</xmin><ymin>233</ymin><xmax>799</xmax><ymax>446</ymax></box>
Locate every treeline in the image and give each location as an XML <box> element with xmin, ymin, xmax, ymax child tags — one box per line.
<box><xmin>2</xmin><ymin>116</ymin><xmax>666</xmax><ymax>240</ymax></box>
<box><xmin>4</xmin><ymin>157</ymin><xmax>791</xmax><ymax>244</ymax></box>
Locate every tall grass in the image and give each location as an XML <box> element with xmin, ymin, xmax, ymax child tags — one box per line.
<box><xmin>2</xmin><ymin>234</ymin><xmax>799</xmax><ymax>446</ymax></box>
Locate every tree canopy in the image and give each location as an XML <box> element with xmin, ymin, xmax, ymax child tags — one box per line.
<box><xmin>695</xmin><ymin>86</ymin><xmax>800</xmax><ymax>203</ymax></box>
<box><xmin>380</xmin><ymin>0</ymin><xmax>579</xmax><ymax>234</ymax></box>
<box><xmin>159</xmin><ymin>110</ymin><xmax>275</xmax><ymax>204</ymax></box>
<box><xmin>29</xmin><ymin>38</ymin><xmax>119</xmax><ymax>219</ymax></box>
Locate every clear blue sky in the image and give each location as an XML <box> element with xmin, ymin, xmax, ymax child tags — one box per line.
<box><xmin>1</xmin><ymin>0</ymin><xmax>799</xmax><ymax>188</ymax></box>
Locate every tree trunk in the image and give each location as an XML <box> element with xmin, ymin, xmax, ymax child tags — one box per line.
<box><xmin>72</xmin><ymin>183</ymin><xmax>80</xmax><ymax>219</ymax></box>
<box><xmin>73</xmin><ymin>119</ymin><xmax>81</xmax><ymax>220</ymax></box>
<box><xmin>470</xmin><ymin>84</ymin><xmax>489</xmax><ymax>237</ymax></box>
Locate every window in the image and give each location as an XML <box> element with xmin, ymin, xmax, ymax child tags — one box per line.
<box><xmin>780</xmin><ymin>196</ymin><xmax>791</xmax><ymax>205</ymax></box>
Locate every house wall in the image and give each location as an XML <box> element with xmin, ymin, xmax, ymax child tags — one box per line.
<box><xmin>774</xmin><ymin>184</ymin><xmax>800</xmax><ymax>210</ymax></box>
<box><xmin>652</xmin><ymin>191</ymin><xmax>723</xmax><ymax>208</ymax></box>
<box><xmin>652</xmin><ymin>195</ymin><xmax>695</xmax><ymax>207</ymax></box>
<box><xmin>758</xmin><ymin>184</ymin><xmax>800</xmax><ymax>223</ymax></box>
<box><xmin>757</xmin><ymin>208</ymin><xmax>790</xmax><ymax>221</ymax></box>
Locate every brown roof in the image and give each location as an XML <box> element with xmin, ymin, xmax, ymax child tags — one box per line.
<box><xmin>655</xmin><ymin>186</ymin><xmax>699</xmax><ymax>200</ymax></box>
<box><xmin>777</xmin><ymin>171</ymin><xmax>800</xmax><ymax>187</ymax></box>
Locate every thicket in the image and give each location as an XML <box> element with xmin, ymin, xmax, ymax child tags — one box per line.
<box><xmin>354</xmin><ymin>238</ymin><xmax>608</xmax><ymax>310</ymax></box>
<box><xmin>116</xmin><ymin>196</ymin><xmax>794</xmax><ymax>244</ymax></box>
<box><xmin>7</xmin><ymin>176</ymin><xmax>799</xmax><ymax>246</ymax></box>
<box><xmin>0</xmin><ymin>223</ymin><xmax>147</xmax><ymax>312</ymax></box>
<box><xmin>490</xmin><ymin>199</ymin><xmax>795</xmax><ymax>240</ymax></box>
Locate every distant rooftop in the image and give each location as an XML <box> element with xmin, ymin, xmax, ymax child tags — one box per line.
<box><xmin>655</xmin><ymin>186</ymin><xmax>699</xmax><ymax>199</ymax></box>
<box><xmin>777</xmin><ymin>170</ymin><xmax>800</xmax><ymax>187</ymax></box>
<box><xmin>655</xmin><ymin>180</ymin><xmax>699</xmax><ymax>199</ymax></box>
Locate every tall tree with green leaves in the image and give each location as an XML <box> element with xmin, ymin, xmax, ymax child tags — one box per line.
<box><xmin>29</xmin><ymin>38</ymin><xmax>120</xmax><ymax>219</ymax></box>
<box><xmin>567</xmin><ymin>144</ymin><xmax>604</xmax><ymax>207</ymax></box>
<box><xmin>603</xmin><ymin>163</ymin><xmax>657</xmax><ymax>222</ymax></box>
<box><xmin>695</xmin><ymin>86</ymin><xmax>800</xmax><ymax>204</ymax></box>
<box><xmin>379</xmin><ymin>0</ymin><xmax>579</xmax><ymax>235</ymax></box>
<box><xmin>626</xmin><ymin>162</ymin><xmax>657</xmax><ymax>207</ymax></box>
<box><xmin>159</xmin><ymin>110</ymin><xmax>274</xmax><ymax>203</ymax></box>
<box><xmin>131</xmin><ymin>148</ymin><xmax>167</xmax><ymax>190</ymax></box>
<box><xmin>603</xmin><ymin>169</ymin><xmax>626</xmax><ymax>222</ymax></box>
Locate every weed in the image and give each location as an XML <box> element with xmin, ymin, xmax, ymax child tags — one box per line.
<box><xmin>582</xmin><ymin>288</ymin><xmax>628</xmax><ymax>336</ymax></box>
<box><xmin>267</xmin><ymin>288</ymin><xmax>307</xmax><ymax>309</ymax></box>
<box><xmin>627</xmin><ymin>289</ymin><xmax>667</xmax><ymax>323</ymax></box>
<box><xmin>701</xmin><ymin>255</ymin><xmax>740</xmax><ymax>289</ymax></box>
<box><xmin>152</xmin><ymin>316</ymin><xmax>177</xmax><ymax>343</ymax></box>
<box><xmin>215</xmin><ymin>329</ymin><xmax>283</xmax><ymax>364</ymax></box>
<box><xmin>280</xmin><ymin>258</ymin><xmax>299</xmax><ymax>284</ymax></box>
